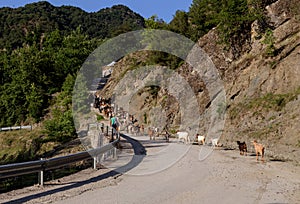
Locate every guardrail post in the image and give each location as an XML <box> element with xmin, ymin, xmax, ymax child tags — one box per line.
<box><xmin>113</xmin><ymin>147</ymin><xmax>117</xmax><ymax>159</ymax></box>
<box><xmin>101</xmin><ymin>123</ymin><xmax>104</xmax><ymax>133</ymax></box>
<box><xmin>111</xmin><ymin>128</ymin><xmax>114</xmax><ymax>142</ymax></box>
<box><xmin>113</xmin><ymin>132</ymin><xmax>119</xmax><ymax>159</ymax></box>
<box><xmin>39</xmin><ymin>158</ymin><xmax>45</xmax><ymax>186</ymax></box>
<box><xmin>93</xmin><ymin>157</ymin><xmax>97</xmax><ymax>170</ymax></box>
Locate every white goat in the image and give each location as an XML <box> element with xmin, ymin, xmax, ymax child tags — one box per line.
<box><xmin>197</xmin><ymin>135</ymin><xmax>206</xmax><ymax>145</ymax></box>
<box><xmin>211</xmin><ymin>138</ymin><xmax>219</xmax><ymax>147</ymax></box>
<box><xmin>177</xmin><ymin>131</ymin><xmax>190</xmax><ymax>144</ymax></box>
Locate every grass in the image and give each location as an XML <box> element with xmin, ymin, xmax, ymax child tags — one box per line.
<box><xmin>229</xmin><ymin>87</ymin><xmax>300</xmax><ymax>120</ymax></box>
<box><xmin>269</xmin><ymin>60</ymin><xmax>277</xmax><ymax>69</ymax></box>
<box><xmin>0</xmin><ymin>129</ymin><xmax>39</xmax><ymax>164</ymax></box>
<box><xmin>96</xmin><ymin>114</ymin><xmax>105</xmax><ymax>121</ymax></box>
<box><xmin>248</xmin><ymin>122</ymin><xmax>280</xmax><ymax>140</ymax></box>
<box><xmin>0</xmin><ymin>127</ymin><xmax>88</xmax><ymax>193</ymax></box>
<box><xmin>0</xmin><ymin>126</ymin><xmax>76</xmax><ymax>165</ymax></box>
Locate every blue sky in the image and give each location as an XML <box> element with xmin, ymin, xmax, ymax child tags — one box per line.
<box><xmin>0</xmin><ymin>0</ymin><xmax>193</xmax><ymax>23</ymax></box>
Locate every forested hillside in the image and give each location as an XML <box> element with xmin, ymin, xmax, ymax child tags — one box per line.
<box><xmin>0</xmin><ymin>2</ymin><xmax>145</xmax><ymax>166</ymax></box>
<box><xmin>0</xmin><ymin>2</ymin><xmax>145</xmax><ymax>126</ymax></box>
<box><xmin>0</xmin><ymin>1</ymin><xmax>145</xmax><ymax>50</ymax></box>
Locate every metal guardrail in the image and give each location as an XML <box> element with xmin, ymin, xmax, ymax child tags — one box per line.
<box><xmin>0</xmin><ymin>125</ymin><xmax>32</xmax><ymax>131</ymax></box>
<box><xmin>0</xmin><ymin>126</ymin><xmax>120</xmax><ymax>186</ymax></box>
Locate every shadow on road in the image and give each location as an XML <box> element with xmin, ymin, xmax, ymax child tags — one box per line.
<box><xmin>3</xmin><ymin>133</ymin><xmax>146</xmax><ymax>204</ymax></box>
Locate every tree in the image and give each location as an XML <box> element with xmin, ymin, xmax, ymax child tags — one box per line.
<box><xmin>0</xmin><ymin>27</ymin><xmax>96</xmax><ymax>126</ymax></box>
<box><xmin>44</xmin><ymin>108</ymin><xmax>76</xmax><ymax>142</ymax></box>
<box><xmin>188</xmin><ymin>0</ymin><xmax>221</xmax><ymax>41</ymax></box>
<box><xmin>217</xmin><ymin>0</ymin><xmax>256</xmax><ymax>57</ymax></box>
<box><xmin>72</xmin><ymin>72</ymin><xmax>90</xmax><ymax>115</ymax></box>
<box><xmin>26</xmin><ymin>83</ymin><xmax>44</xmax><ymax>122</ymax></box>
<box><xmin>0</xmin><ymin>3</ymin><xmax>145</xmax><ymax>50</ymax></box>
<box><xmin>145</xmin><ymin>15</ymin><xmax>168</xmax><ymax>29</ymax></box>
<box><xmin>169</xmin><ymin>10</ymin><xmax>190</xmax><ymax>38</ymax></box>
<box><xmin>0</xmin><ymin>42</ymin><xmax>47</xmax><ymax>126</ymax></box>
<box><xmin>44</xmin><ymin>74</ymin><xmax>77</xmax><ymax>143</ymax></box>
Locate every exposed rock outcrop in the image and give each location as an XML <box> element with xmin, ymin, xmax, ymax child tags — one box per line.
<box><xmin>99</xmin><ymin>0</ymin><xmax>300</xmax><ymax>164</ymax></box>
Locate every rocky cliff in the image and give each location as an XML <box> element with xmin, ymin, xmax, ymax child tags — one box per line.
<box><xmin>99</xmin><ymin>0</ymin><xmax>300</xmax><ymax>164</ymax></box>
<box><xmin>199</xmin><ymin>0</ymin><xmax>300</xmax><ymax>163</ymax></box>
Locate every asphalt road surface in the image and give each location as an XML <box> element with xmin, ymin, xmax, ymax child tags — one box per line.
<box><xmin>2</xmin><ymin>134</ymin><xmax>300</xmax><ymax>204</ymax></box>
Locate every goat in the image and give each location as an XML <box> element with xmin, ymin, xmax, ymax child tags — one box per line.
<box><xmin>140</xmin><ymin>124</ymin><xmax>145</xmax><ymax>136</ymax></box>
<box><xmin>197</xmin><ymin>135</ymin><xmax>205</xmax><ymax>145</ymax></box>
<box><xmin>211</xmin><ymin>138</ymin><xmax>219</xmax><ymax>147</ymax></box>
<box><xmin>177</xmin><ymin>131</ymin><xmax>190</xmax><ymax>144</ymax></box>
<box><xmin>237</xmin><ymin>141</ymin><xmax>247</xmax><ymax>156</ymax></box>
<box><xmin>148</xmin><ymin>127</ymin><xmax>155</xmax><ymax>140</ymax></box>
<box><xmin>252</xmin><ymin>140</ymin><xmax>265</xmax><ymax>162</ymax></box>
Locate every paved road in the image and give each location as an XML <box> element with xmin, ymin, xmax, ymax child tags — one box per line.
<box><xmin>102</xmin><ymin>134</ymin><xmax>192</xmax><ymax>176</ymax></box>
<box><xmin>2</xmin><ymin>134</ymin><xmax>299</xmax><ymax>204</ymax></box>
<box><xmin>53</xmin><ymin>134</ymin><xmax>300</xmax><ymax>204</ymax></box>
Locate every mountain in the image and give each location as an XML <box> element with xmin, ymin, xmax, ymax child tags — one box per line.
<box><xmin>0</xmin><ymin>1</ymin><xmax>145</xmax><ymax>50</ymax></box>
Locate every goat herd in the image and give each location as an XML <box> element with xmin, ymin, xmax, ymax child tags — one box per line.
<box><xmin>93</xmin><ymin>94</ymin><xmax>265</xmax><ymax>162</ymax></box>
<box><xmin>236</xmin><ymin>140</ymin><xmax>265</xmax><ymax>161</ymax></box>
<box><xmin>175</xmin><ymin>132</ymin><xmax>265</xmax><ymax>161</ymax></box>
<box><xmin>93</xmin><ymin>94</ymin><xmax>147</xmax><ymax>136</ymax></box>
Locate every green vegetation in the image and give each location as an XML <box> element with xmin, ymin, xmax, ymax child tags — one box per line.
<box><xmin>248</xmin><ymin>122</ymin><xmax>280</xmax><ymax>140</ymax></box>
<box><xmin>263</xmin><ymin>28</ymin><xmax>276</xmax><ymax>57</ymax></box>
<box><xmin>187</xmin><ymin>0</ymin><xmax>264</xmax><ymax>51</ymax></box>
<box><xmin>188</xmin><ymin>0</ymin><xmax>221</xmax><ymax>41</ymax></box>
<box><xmin>97</xmin><ymin>114</ymin><xmax>105</xmax><ymax>121</ymax></box>
<box><xmin>0</xmin><ymin>2</ymin><xmax>145</xmax><ymax>50</ymax></box>
<box><xmin>143</xmin><ymin>0</ymin><xmax>265</xmax><ymax>56</ymax></box>
<box><xmin>115</xmin><ymin>50</ymin><xmax>184</xmax><ymax>85</ymax></box>
<box><xmin>143</xmin><ymin>113</ymin><xmax>148</xmax><ymax>124</ymax></box>
<box><xmin>0</xmin><ymin>28</ymin><xmax>96</xmax><ymax>127</ymax></box>
<box><xmin>0</xmin><ymin>129</ymin><xmax>48</xmax><ymax>165</ymax></box>
<box><xmin>229</xmin><ymin>87</ymin><xmax>300</xmax><ymax>120</ymax></box>
<box><xmin>145</xmin><ymin>15</ymin><xmax>168</xmax><ymax>30</ymax></box>
<box><xmin>0</xmin><ymin>2</ymin><xmax>146</xmax><ymax>166</ymax></box>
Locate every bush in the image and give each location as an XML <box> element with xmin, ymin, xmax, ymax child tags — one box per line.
<box><xmin>262</xmin><ymin>28</ymin><xmax>276</xmax><ymax>57</ymax></box>
<box><xmin>97</xmin><ymin>114</ymin><xmax>104</xmax><ymax>121</ymax></box>
<box><xmin>44</xmin><ymin>109</ymin><xmax>76</xmax><ymax>143</ymax></box>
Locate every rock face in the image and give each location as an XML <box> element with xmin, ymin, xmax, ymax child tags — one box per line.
<box><xmin>198</xmin><ymin>0</ymin><xmax>300</xmax><ymax>164</ymax></box>
<box><xmin>100</xmin><ymin>0</ymin><xmax>300</xmax><ymax>164</ymax></box>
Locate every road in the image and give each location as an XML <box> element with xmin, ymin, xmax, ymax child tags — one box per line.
<box><xmin>55</xmin><ymin>134</ymin><xmax>300</xmax><ymax>204</ymax></box>
<box><xmin>2</xmin><ymin>134</ymin><xmax>300</xmax><ymax>204</ymax></box>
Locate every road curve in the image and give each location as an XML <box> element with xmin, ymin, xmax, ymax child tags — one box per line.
<box><xmin>2</xmin><ymin>134</ymin><xmax>299</xmax><ymax>204</ymax></box>
<box><xmin>54</xmin><ymin>134</ymin><xmax>300</xmax><ymax>204</ymax></box>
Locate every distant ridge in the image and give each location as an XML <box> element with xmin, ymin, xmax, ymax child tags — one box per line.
<box><xmin>0</xmin><ymin>1</ymin><xmax>145</xmax><ymax>50</ymax></box>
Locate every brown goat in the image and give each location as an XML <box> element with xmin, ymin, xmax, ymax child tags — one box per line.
<box><xmin>148</xmin><ymin>127</ymin><xmax>155</xmax><ymax>140</ymax></box>
<box><xmin>252</xmin><ymin>140</ymin><xmax>265</xmax><ymax>162</ymax></box>
<box><xmin>237</xmin><ymin>141</ymin><xmax>247</xmax><ymax>155</ymax></box>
